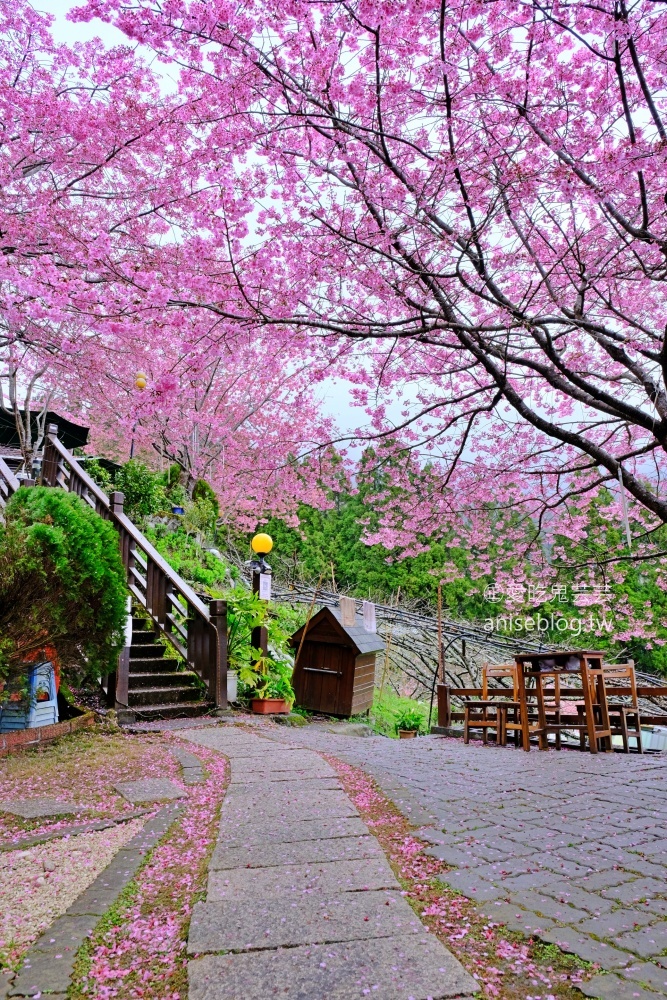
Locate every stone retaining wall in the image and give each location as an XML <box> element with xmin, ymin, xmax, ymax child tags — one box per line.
<box><xmin>0</xmin><ymin>711</ymin><xmax>95</xmax><ymax>756</ymax></box>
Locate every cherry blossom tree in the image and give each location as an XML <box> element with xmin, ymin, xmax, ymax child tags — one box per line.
<box><xmin>71</xmin><ymin>0</ymin><xmax>667</xmax><ymax>565</ymax></box>
<box><xmin>0</xmin><ymin>0</ymin><xmax>334</xmax><ymax>522</ymax></box>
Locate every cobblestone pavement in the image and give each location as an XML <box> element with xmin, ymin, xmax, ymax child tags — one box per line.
<box><xmin>182</xmin><ymin>725</ymin><xmax>477</xmax><ymax>1000</ymax></box>
<box><xmin>253</xmin><ymin>722</ymin><xmax>667</xmax><ymax>1000</ymax></box>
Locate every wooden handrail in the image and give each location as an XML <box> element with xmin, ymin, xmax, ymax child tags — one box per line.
<box><xmin>0</xmin><ymin>456</ymin><xmax>20</xmax><ymax>518</ymax></box>
<box><xmin>42</xmin><ymin>425</ymin><xmax>227</xmax><ymax>710</ymax></box>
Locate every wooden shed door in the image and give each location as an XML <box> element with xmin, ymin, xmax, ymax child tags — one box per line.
<box><xmin>300</xmin><ymin>641</ymin><xmax>347</xmax><ymax>714</ymax></box>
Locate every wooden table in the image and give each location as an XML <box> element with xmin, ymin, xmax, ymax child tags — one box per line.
<box><xmin>514</xmin><ymin>650</ymin><xmax>613</xmax><ymax>753</ymax></box>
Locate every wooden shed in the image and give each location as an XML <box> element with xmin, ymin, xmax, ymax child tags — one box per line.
<box><xmin>290</xmin><ymin>605</ymin><xmax>384</xmax><ymax>718</ymax></box>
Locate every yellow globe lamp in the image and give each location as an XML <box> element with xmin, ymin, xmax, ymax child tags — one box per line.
<box><xmin>251</xmin><ymin>532</ymin><xmax>273</xmax><ymax>555</ymax></box>
<box><xmin>135</xmin><ymin>371</ymin><xmax>147</xmax><ymax>390</ymax></box>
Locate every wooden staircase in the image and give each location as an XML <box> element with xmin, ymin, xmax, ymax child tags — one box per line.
<box><xmin>0</xmin><ymin>425</ymin><xmax>228</xmax><ymax>719</ymax></box>
<box><xmin>127</xmin><ymin>615</ymin><xmax>211</xmax><ymax>720</ymax></box>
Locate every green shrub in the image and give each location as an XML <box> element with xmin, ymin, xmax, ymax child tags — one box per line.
<box><xmin>113</xmin><ymin>460</ymin><xmax>167</xmax><ymax>519</ymax></box>
<box><xmin>145</xmin><ymin>526</ymin><xmax>234</xmax><ymax>590</ymax></box>
<box><xmin>0</xmin><ymin>487</ymin><xmax>128</xmax><ymax>688</ymax></box>
<box><xmin>192</xmin><ymin>479</ymin><xmax>219</xmax><ymax>519</ymax></box>
<box><xmin>182</xmin><ymin>498</ymin><xmax>217</xmax><ymax>545</ymax></box>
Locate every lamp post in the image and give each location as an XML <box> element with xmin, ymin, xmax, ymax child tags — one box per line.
<box><xmin>130</xmin><ymin>372</ymin><xmax>147</xmax><ymax>459</ymax></box>
<box><xmin>249</xmin><ymin>532</ymin><xmax>273</xmax><ymax>659</ymax></box>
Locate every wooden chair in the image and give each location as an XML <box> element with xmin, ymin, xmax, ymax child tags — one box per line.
<box><xmin>603</xmin><ymin>661</ymin><xmax>643</xmax><ymax>754</ymax></box>
<box><xmin>576</xmin><ymin>661</ymin><xmax>641</xmax><ymax>753</ymax></box>
<box><xmin>463</xmin><ymin>663</ymin><xmax>519</xmax><ymax>746</ymax></box>
<box><xmin>537</xmin><ymin>673</ymin><xmax>565</xmax><ymax>749</ymax></box>
<box><xmin>502</xmin><ymin>664</ymin><xmax>555</xmax><ymax>748</ymax></box>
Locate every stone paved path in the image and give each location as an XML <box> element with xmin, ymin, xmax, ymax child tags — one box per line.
<box><xmin>253</xmin><ymin>722</ymin><xmax>667</xmax><ymax>1000</ymax></box>
<box><xmin>181</xmin><ymin>726</ymin><xmax>478</xmax><ymax>1000</ymax></box>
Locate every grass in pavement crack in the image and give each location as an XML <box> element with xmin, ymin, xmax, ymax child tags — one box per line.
<box><xmin>67</xmin><ymin>739</ymin><xmax>229</xmax><ymax>1000</ymax></box>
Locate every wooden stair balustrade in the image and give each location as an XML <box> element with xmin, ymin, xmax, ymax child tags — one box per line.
<box><xmin>0</xmin><ymin>424</ymin><xmax>227</xmax><ymax>718</ymax></box>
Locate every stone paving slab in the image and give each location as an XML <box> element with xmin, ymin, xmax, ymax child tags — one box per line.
<box><xmin>222</xmin><ymin>815</ymin><xmax>369</xmax><ymax>848</ymax></box>
<box><xmin>613</xmin><ymin>920</ymin><xmax>667</xmax><ymax>958</ymax></box>
<box><xmin>226</xmin><ymin>776</ymin><xmax>342</xmax><ymax>794</ymax></box>
<box><xmin>188</xmin><ymin>890</ymin><xmax>424</xmax><ymax>953</ymax></box>
<box><xmin>188</xmin><ymin>935</ymin><xmax>478</xmax><ymax>1000</ymax></box>
<box><xmin>578</xmin><ymin>908</ymin><xmax>655</xmax><ymax>936</ymax></box>
<box><xmin>183</xmin><ymin>726</ymin><xmax>476</xmax><ymax>999</ymax></box>
<box><xmin>0</xmin><ymin>798</ymin><xmax>87</xmax><ymax>819</ymax></box>
<box><xmin>579</xmin><ymin>973</ymin><xmax>663</xmax><ymax>1000</ymax></box>
<box><xmin>479</xmin><ymin>901</ymin><xmax>556</xmax><ymax>937</ymax></box>
<box><xmin>601</xmin><ymin>877</ymin><xmax>667</xmax><ymax>905</ymax></box>
<box><xmin>114</xmin><ymin>778</ymin><xmax>187</xmax><ymax>803</ymax></box>
<box><xmin>8</xmin><ymin>952</ymin><xmax>74</xmax><ymax>997</ymax></box>
<box><xmin>532</xmin><ymin>927</ymin><xmax>635</xmax><ymax>971</ymax></box>
<box><xmin>229</xmin><ymin>764</ymin><xmax>335</xmax><ymax>783</ymax></box>
<box><xmin>31</xmin><ymin>914</ymin><xmax>96</xmax><ymax>954</ymax></box>
<box><xmin>8</xmin><ymin>803</ymin><xmax>182</xmax><ymax>998</ymax></box>
<box><xmin>251</xmin><ymin>723</ymin><xmax>667</xmax><ymax>988</ymax></box>
<box><xmin>207</xmin><ymin>856</ymin><xmax>397</xmax><ymax>900</ymax></box>
<box><xmin>619</xmin><ymin>960</ymin><xmax>667</xmax><ymax>992</ymax></box>
<box><xmin>211</xmin><ymin>834</ymin><xmax>384</xmax><ymax>870</ymax></box>
<box><xmin>220</xmin><ymin>787</ymin><xmax>355</xmax><ymax>816</ymax></box>
<box><xmin>0</xmin><ymin>809</ymin><xmax>152</xmax><ymax>852</ymax></box>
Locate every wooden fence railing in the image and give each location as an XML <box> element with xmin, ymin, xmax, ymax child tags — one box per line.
<box><xmin>31</xmin><ymin>423</ymin><xmax>227</xmax><ymax>710</ymax></box>
<box><xmin>0</xmin><ymin>456</ymin><xmax>19</xmax><ymax>519</ymax></box>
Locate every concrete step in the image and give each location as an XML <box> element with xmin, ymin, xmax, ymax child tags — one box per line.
<box><xmin>132</xmin><ymin>702</ymin><xmax>211</xmax><ymax>721</ymax></box>
<box><xmin>130</xmin><ymin>643</ymin><xmax>165</xmax><ymax>659</ymax></box>
<box><xmin>129</xmin><ymin>670</ymin><xmax>201</xmax><ymax>690</ymax></box>
<box><xmin>132</xmin><ymin>618</ymin><xmax>154</xmax><ymax>633</ymax></box>
<box><xmin>129</xmin><ymin>657</ymin><xmax>180</xmax><ymax>673</ymax></box>
<box><xmin>128</xmin><ymin>685</ymin><xmax>203</xmax><ymax>708</ymax></box>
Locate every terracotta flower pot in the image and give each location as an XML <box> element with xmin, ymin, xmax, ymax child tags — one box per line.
<box><xmin>398</xmin><ymin>729</ymin><xmax>418</xmax><ymax>739</ymax></box>
<box><xmin>251</xmin><ymin>698</ymin><xmax>289</xmax><ymax>715</ymax></box>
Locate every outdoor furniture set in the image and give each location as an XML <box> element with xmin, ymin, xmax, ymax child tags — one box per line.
<box><xmin>458</xmin><ymin>651</ymin><xmax>644</xmax><ymax>754</ymax></box>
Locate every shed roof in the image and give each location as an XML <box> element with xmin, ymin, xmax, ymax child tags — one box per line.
<box><xmin>0</xmin><ymin>410</ymin><xmax>89</xmax><ymax>450</ymax></box>
<box><xmin>291</xmin><ymin>605</ymin><xmax>385</xmax><ymax>655</ymax></box>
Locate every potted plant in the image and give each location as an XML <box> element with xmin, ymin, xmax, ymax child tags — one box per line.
<box><xmin>243</xmin><ymin>651</ymin><xmax>294</xmax><ymax>714</ymax></box>
<box><xmin>394</xmin><ymin>704</ymin><xmax>425</xmax><ymax>739</ymax></box>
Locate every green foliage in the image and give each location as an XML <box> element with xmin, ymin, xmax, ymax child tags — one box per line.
<box><xmin>261</xmin><ymin>482</ymin><xmax>667</xmax><ymax>674</ymax></box>
<box><xmin>113</xmin><ymin>460</ymin><xmax>168</xmax><ymax>519</ymax></box>
<box><xmin>165</xmin><ymin>463</ymin><xmax>182</xmax><ymax>489</ymax></box>
<box><xmin>0</xmin><ymin>488</ymin><xmax>127</xmax><ymax>686</ymax></box>
<box><xmin>86</xmin><ymin>459</ymin><xmax>204</xmax><ymax>520</ymax></box>
<box><xmin>192</xmin><ymin>479</ymin><xmax>219</xmax><ymax>519</ymax></box>
<box><xmin>393</xmin><ymin>702</ymin><xmax>426</xmax><ymax>733</ymax></box>
<box><xmin>262</xmin><ymin>492</ymin><xmax>506</xmax><ymax>616</ymax></box>
<box><xmin>182</xmin><ymin>498</ymin><xmax>217</xmax><ymax>545</ymax></box>
<box><xmin>241</xmin><ymin>652</ymin><xmax>295</xmax><ymax>706</ymax></box>
<box><xmin>361</xmin><ymin>688</ymin><xmax>429</xmax><ymax>738</ymax></box>
<box><xmin>144</xmin><ymin>525</ymin><xmax>235</xmax><ymax>591</ymax></box>
<box><xmin>219</xmin><ymin>586</ymin><xmax>295</xmax><ymax>706</ymax></box>
<box><xmin>83</xmin><ymin>458</ymin><xmax>113</xmax><ymax>493</ymax></box>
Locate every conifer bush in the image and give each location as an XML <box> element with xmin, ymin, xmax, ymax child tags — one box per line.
<box><xmin>0</xmin><ymin>488</ymin><xmax>127</xmax><ymax>690</ymax></box>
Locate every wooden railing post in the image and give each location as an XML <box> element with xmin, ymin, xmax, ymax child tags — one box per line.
<box><xmin>437</xmin><ymin>683</ymin><xmax>451</xmax><ymax>728</ymax></box>
<box><xmin>113</xmin><ymin>647</ymin><xmax>130</xmax><ymax>709</ymax></box>
<box><xmin>209</xmin><ymin>599</ymin><xmax>228</xmax><ymax>711</ymax></box>
<box><xmin>42</xmin><ymin>424</ymin><xmax>60</xmax><ymax>487</ymax></box>
<box><xmin>110</xmin><ymin>491</ymin><xmax>125</xmax><ymax>515</ymax></box>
